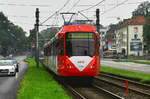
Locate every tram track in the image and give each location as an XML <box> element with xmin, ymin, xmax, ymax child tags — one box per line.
<box><xmin>94</xmin><ymin>72</ymin><xmax>150</xmax><ymax>99</ymax></box>
<box><xmin>41</xmin><ymin>60</ymin><xmax>149</xmax><ymax>99</ymax></box>
<box><xmin>100</xmin><ymin>72</ymin><xmax>150</xmax><ymax>94</ymax></box>
<box><xmin>92</xmin><ymin>84</ymin><xmax>124</xmax><ymax>99</ymax></box>
<box><xmin>41</xmin><ymin>62</ymin><xmax>121</xmax><ymax>99</ymax></box>
<box><xmin>63</xmin><ymin>83</ymin><xmax>124</xmax><ymax>99</ymax></box>
<box><xmin>64</xmin><ymin>84</ymin><xmax>87</xmax><ymax>99</ymax></box>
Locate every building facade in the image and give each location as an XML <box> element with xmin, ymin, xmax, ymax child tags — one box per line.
<box><xmin>105</xmin><ymin>25</ymin><xmax>117</xmax><ymax>54</ymax></box>
<box><xmin>100</xmin><ymin>27</ymin><xmax>108</xmax><ymax>51</ymax></box>
<box><xmin>116</xmin><ymin>16</ymin><xmax>146</xmax><ymax>56</ymax></box>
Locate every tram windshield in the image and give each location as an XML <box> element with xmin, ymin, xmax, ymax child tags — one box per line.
<box><xmin>66</xmin><ymin>32</ymin><xmax>95</xmax><ymax>56</ymax></box>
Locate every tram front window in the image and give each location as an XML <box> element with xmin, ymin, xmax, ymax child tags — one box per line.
<box><xmin>66</xmin><ymin>32</ymin><xmax>94</xmax><ymax>56</ymax></box>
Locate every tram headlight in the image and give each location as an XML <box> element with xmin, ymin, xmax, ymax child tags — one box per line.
<box><xmin>66</xmin><ymin>64</ymin><xmax>73</xmax><ymax>69</ymax></box>
<box><xmin>88</xmin><ymin>65</ymin><xmax>93</xmax><ymax>68</ymax></box>
<box><xmin>87</xmin><ymin>64</ymin><xmax>95</xmax><ymax>69</ymax></box>
<box><xmin>69</xmin><ymin>65</ymin><xmax>72</xmax><ymax>69</ymax></box>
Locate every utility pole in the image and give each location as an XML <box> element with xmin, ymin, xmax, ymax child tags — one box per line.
<box><xmin>96</xmin><ymin>9</ymin><xmax>100</xmax><ymax>32</ymax></box>
<box><xmin>127</xmin><ymin>25</ymin><xmax>129</xmax><ymax>59</ymax></box>
<box><xmin>35</xmin><ymin>8</ymin><xmax>39</xmax><ymax>68</ymax></box>
<box><xmin>96</xmin><ymin>9</ymin><xmax>102</xmax><ymax>58</ymax></box>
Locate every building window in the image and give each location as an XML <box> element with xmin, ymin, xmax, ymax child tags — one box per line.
<box><xmin>134</xmin><ymin>27</ymin><xmax>138</xmax><ymax>33</ymax></box>
<box><xmin>101</xmin><ymin>32</ymin><xmax>105</xmax><ymax>35</ymax></box>
<box><xmin>134</xmin><ymin>34</ymin><xmax>138</xmax><ymax>39</ymax></box>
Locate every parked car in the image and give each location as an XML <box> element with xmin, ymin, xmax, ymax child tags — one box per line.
<box><xmin>0</xmin><ymin>60</ymin><xmax>17</xmax><ymax>76</ymax></box>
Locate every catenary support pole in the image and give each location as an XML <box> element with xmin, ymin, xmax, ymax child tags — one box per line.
<box><xmin>35</xmin><ymin>8</ymin><xmax>39</xmax><ymax>68</ymax></box>
<box><xmin>96</xmin><ymin>9</ymin><xmax>103</xmax><ymax>58</ymax></box>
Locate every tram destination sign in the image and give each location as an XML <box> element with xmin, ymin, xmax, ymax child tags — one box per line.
<box><xmin>67</xmin><ymin>32</ymin><xmax>93</xmax><ymax>39</ymax></box>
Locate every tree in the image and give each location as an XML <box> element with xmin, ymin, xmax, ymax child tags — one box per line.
<box><xmin>132</xmin><ymin>1</ymin><xmax>150</xmax><ymax>54</ymax></box>
<box><xmin>0</xmin><ymin>12</ymin><xmax>27</xmax><ymax>56</ymax></box>
<box><xmin>143</xmin><ymin>17</ymin><xmax>150</xmax><ymax>53</ymax></box>
<box><xmin>132</xmin><ymin>1</ymin><xmax>150</xmax><ymax>16</ymax></box>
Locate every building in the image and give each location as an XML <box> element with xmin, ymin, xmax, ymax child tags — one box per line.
<box><xmin>105</xmin><ymin>24</ymin><xmax>117</xmax><ymax>54</ymax></box>
<box><xmin>100</xmin><ymin>27</ymin><xmax>108</xmax><ymax>51</ymax></box>
<box><xmin>115</xmin><ymin>16</ymin><xmax>146</xmax><ymax>56</ymax></box>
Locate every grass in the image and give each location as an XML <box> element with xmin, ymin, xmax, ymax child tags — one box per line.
<box><xmin>17</xmin><ymin>58</ymin><xmax>72</xmax><ymax>99</ymax></box>
<box><xmin>101</xmin><ymin>66</ymin><xmax>150</xmax><ymax>83</ymax></box>
<box><xmin>113</xmin><ymin>59</ymin><xmax>150</xmax><ymax>65</ymax></box>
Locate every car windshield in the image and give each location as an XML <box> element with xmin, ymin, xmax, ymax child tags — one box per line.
<box><xmin>0</xmin><ymin>61</ymin><xmax>13</xmax><ymax>66</ymax></box>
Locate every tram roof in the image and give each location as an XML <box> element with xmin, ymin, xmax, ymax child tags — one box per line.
<box><xmin>44</xmin><ymin>24</ymin><xmax>97</xmax><ymax>48</ymax></box>
<box><xmin>60</xmin><ymin>24</ymin><xmax>96</xmax><ymax>33</ymax></box>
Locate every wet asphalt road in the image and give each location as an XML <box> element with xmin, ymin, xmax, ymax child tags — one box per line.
<box><xmin>0</xmin><ymin>56</ymin><xmax>27</xmax><ymax>99</ymax></box>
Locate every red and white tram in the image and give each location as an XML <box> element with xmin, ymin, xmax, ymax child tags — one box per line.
<box><xmin>44</xmin><ymin>24</ymin><xmax>100</xmax><ymax>76</ymax></box>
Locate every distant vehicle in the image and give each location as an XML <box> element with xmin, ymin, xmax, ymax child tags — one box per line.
<box><xmin>0</xmin><ymin>60</ymin><xmax>18</xmax><ymax>76</ymax></box>
<box><xmin>2</xmin><ymin>57</ymin><xmax>19</xmax><ymax>72</ymax></box>
<box><xmin>9</xmin><ymin>54</ymin><xmax>13</xmax><ymax>58</ymax></box>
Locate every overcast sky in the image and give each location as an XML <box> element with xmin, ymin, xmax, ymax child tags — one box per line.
<box><xmin>0</xmin><ymin>0</ymin><xmax>149</xmax><ymax>35</ymax></box>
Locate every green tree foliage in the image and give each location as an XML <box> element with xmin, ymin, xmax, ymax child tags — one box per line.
<box><xmin>40</xmin><ymin>27</ymin><xmax>60</xmax><ymax>44</ymax></box>
<box><xmin>28</xmin><ymin>28</ymin><xmax>45</xmax><ymax>50</ymax></box>
<box><xmin>132</xmin><ymin>1</ymin><xmax>150</xmax><ymax>53</ymax></box>
<box><xmin>143</xmin><ymin>17</ymin><xmax>150</xmax><ymax>52</ymax></box>
<box><xmin>0</xmin><ymin>12</ymin><xmax>27</xmax><ymax>56</ymax></box>
<box><xmin>132</xmin><ymin>1</ymin><xmax>150</xmax><ymax>17</ymax></box>
<box><xmin>28</xmin><ymin>28</ymin><xmax>36</xmax><ymax>44</ymax></box>
<box><xmin>40</xmin><ymin>27</ymin><xmax>60</xmax><ymax>39</ymax></box>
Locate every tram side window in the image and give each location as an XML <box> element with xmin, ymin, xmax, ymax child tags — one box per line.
<box><xmin>95</xmin><ymin>35</ymin><xmax>100</xmax><ymax>56</ymax></box>
<box><xmin>47</xmin><ymin>47</ymin><xmax>51</xmax><ymax>56</ymax></box>
<box><xmin>44</xmin><ymin>48</ymin><xmax>47</xmax><ymax>56</ymax></box>
<box><xmin>56</xmin><ymin>40</ymin><xmax>59</xmax><ymax>55</ymax></box>
<box><xmin>44</xmin><ymin>47</ymin><xmax>50</xmax><ymax>56</ymax></box>
<box><xmin>53</xmin><ymin>40</ymin><xmax>57</xmax><ymax>56</ymax></box>
<box><xmin>51</xmin><ymin>43</ymin><xmax>54</xmax><ymax>56</ymax></box>
<box><xmin>58</xmin><ymin>37</ymin><xmax>64</xmax><ymax>56</ymax></box>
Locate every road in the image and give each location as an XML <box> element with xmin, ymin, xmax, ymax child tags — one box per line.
<box><xmin>0</xmin><ymin>56</ymin><xmax>27</xmax><ymax>99</ymax></box>
<box><xmin>101</xmin><ymin>59</ymin><xmax>150</xmax><ymax>74</ymax></box>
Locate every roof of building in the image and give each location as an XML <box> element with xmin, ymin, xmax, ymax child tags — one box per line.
<box><xmin>117</xmin><ymin>16</ymin><xmax>146</xmax><ymax>29</ymax></box>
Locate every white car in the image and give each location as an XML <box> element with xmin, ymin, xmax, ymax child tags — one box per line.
<box><xmin>0</xmin><ymin>60</ymin><xmax>17</xmax><ymax>76</ymax></box>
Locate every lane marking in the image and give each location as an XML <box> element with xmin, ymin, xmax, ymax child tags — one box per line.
<box><xmin>15</xmin><ymin>73</ymin><xmax>18</xmax><ymax>79</ymax></box>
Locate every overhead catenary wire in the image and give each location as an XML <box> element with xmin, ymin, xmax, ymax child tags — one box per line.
<box><xmin>101</xmin><ymin>0</ymin><xmax>129</xmax><ymax>15</ymax></box>
<box><xmin>6</xmin><ymin>15</ymin><xmax>50</xmax><ymax>19</ymax></box>
<box><xmin>75</xmin><ymin>0</ymin><xmax>145</xmax><ymax>13</ymax></box>
<box><xmin>57</xmin><ymin>0</ymin><xmax>71</xmax><ymax>12</ymax></box>
<box><xmin>54</xmin><ymin>12</ymin><xmax>60</xmax><ymax>26</ymax></box>
<box><xmin>79</xmin><ymin>0</ymin><xmax>106</xmax><ymax>12</ymax></box>
<box><xmin>51</xmin><ymin>12</ymin><xmax>60</xmax><ymax>27</ymax></box>
<box><xmin>78</xmin><ymin>11</ymin><xmax>90</xmax><ymax>20</ymax></box>
<box><xmin>40</xmin><ymin>12</ymin><xmax>58</xmax><ymax>25</ymax></box>
<box><xmin>68</xmin><ymin>0</ymin><xmax>81</xmax><ymax>12</ymax></box>
<box><xmin>0</xmin><ymin>3</ymin><xmax>51</xmax><ymax>7</ymax></box>
<box><xmin>77</xmin><ymin>1</ymin><xmax>145</xmax><ymax>7</ymax></box>
<box><xmin>40</xmin><ymin>0</ymin><xmax>71</xmax><ymax>25</ymax></box>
